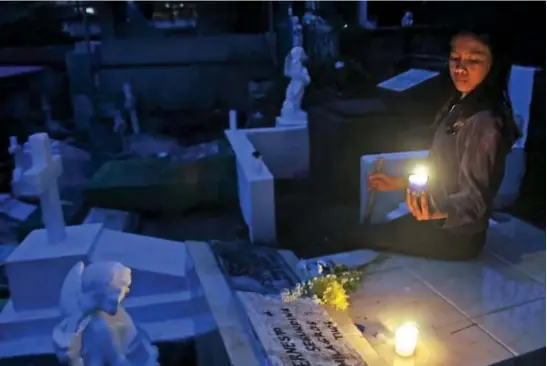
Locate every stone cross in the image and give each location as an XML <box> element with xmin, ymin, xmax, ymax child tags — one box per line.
<box><xmin>123</xmin><ymin>82</ymin><xmax>140</xmax><ymax>135</ymax></box>
<box><xmin>23</xmin><ymin>133</ymin><xmax>66</xmax><ymax>244</ymax></box>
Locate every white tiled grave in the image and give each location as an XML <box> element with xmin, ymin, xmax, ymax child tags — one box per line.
<box><xmin>281</xmin><ymin>244</ymin><xmax>546</xmax><ymax>366</ymax></box>
<box><xmin>226</xmin><ymin>126</ymin><xmax>309</xmax><ymax>245</ymax></box>
<box><xmin>0</xmin><ymin>224</ymin><xmax>208</xmax><ymax>358</ymax></box>
<box><xmin>188</xmin><ymin>236</ymin><xmax>545</xmax><ymax>366</ymax></box>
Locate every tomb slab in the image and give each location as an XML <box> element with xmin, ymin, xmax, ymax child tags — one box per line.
<box><xmin>5</xmin><ymin>223</ymin><xmax>103</xmax><ymax>311</ymax></box>
<box><xmin>90</xmin><ymin>229</ymin><xmax>189</xmax><ymax>297</ymax></box>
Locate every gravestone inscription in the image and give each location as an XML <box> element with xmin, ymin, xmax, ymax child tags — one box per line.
<box><xmin>238</xmin><ymin>292</ymin><xmax>367</xmax><ymax>366</ymax></box>
<box><xmin>212</xmin><ymin>241</ymin><xmax>298</xmax><ymax>294</ymax></box>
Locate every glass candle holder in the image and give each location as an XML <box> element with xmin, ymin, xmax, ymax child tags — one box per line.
<box><xmin>395</xmin><ymin>323</ymin><xmax>419</xmax><ymax>357</ymax></box>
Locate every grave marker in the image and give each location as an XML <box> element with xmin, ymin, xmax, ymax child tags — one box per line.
<box><xmin>238</xmin><ymin>292</ymin><xmax>368</xmax><ymax>366</ymax></box>
<box><xmin>19</xmin><ymin>133</ymin><xmax>66</xmax><ymax>244</ymax></box>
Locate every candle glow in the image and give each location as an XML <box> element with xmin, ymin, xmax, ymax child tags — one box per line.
<box><xmin>395</xmin><ymin>323</ymin><xmax>419</xmax><ymax>357</ymax></box>
<box><xmin>408</xmin><ymin>165</ymin><xmax>429</xmax><ymax>191</ymax></box>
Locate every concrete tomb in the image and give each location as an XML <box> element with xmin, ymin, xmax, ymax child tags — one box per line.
<box><xmin>226</xmin><ymin>125</ymin><xmax>309</xmax><ymax>244</ymax></box>
<box><xmin>0</xmin><ymin>134</ymin><xmax>206</xmax><ymax>359</ymax></box>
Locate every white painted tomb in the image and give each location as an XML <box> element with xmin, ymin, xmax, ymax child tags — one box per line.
<box><xmin>225</xmin><ymin>125</ymin><xmax>309</xmax><ymax>244</ymax></box>
<box><xmin>0</xmin><ymin>133</ymin><xmax>209</xmax><ymax>359</ymax></box>
<box><xmin>361</xmin><ymin>65</ymin><xmax>538</xmax><ymax>223</ymax></box>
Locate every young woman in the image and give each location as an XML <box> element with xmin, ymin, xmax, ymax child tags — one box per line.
<box><xmin>344</xmin><ymin>27</ymin><xmax>521</xmax><ymax>261</ymax></box>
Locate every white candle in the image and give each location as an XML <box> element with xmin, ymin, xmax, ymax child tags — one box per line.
<box><xmin>229</xmin><ymin>110</ymin><xmax>237</xmax><ymax>130</ymax></box>
<box><xmin>395</xmin><ymin>323</ymin><xmax>419</xmax><ymax>357</ymax></box>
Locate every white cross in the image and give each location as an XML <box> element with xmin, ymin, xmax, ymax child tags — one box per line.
<box><xmin>23</xmin><ymin>133</ymin><xmax>66</xmax><ymax>244</ymax></box>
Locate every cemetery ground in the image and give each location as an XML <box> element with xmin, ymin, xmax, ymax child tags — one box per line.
<box><xmin>0</xmin><ymin>103</ymin><xmax>544</xmax><ymax>365</ymax></box>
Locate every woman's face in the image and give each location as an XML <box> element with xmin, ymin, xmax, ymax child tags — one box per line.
<box><xmin>449</xmin><ymin>34</ymin><xmax>493</xmax><ymax>96</ymax></box>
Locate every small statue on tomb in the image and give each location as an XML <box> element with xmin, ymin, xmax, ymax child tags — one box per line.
<box><xmin>277</xmin><ymin>47</ymin><xmax>311</xmax><ymax>126</ymax></box>
<box><xmin>53</xmin><ymin>261</ymin><xmax>159</xmax><ymax>366</ymax></box>
<box><xmin>401</xmin><ymin>11</ymin><xmax>414</xmax><ymax>27</ymax></box>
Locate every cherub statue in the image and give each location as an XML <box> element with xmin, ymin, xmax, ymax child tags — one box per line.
<box><xmin>279</xmin><ymin>47</ymin><xmax>311</xmax><ymax>124</ymax></box>
<box><xmin>52</xmin><ymin>262</ymin><xmax>158</xmax><ymax>366</ymax></box>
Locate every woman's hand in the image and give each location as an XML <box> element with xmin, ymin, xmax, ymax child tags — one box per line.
<box><xmin>368</xmin><ymin>173</ymin><xmax>406</xmax><ymax>192</ymax></box>
<box><xmin>406</xmin><ymin>189</ymin><xmax>448</xmax><ymax>221</ymax></box>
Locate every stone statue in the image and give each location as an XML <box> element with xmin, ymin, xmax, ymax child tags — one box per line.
<box><xmin>53</xmin><ymin>261</ymin><xmax>158</xmax><ymax>366</ymax></box>
<box><xmin>276</xmin><ymin>47</ymin><xmax>311</xmax><ymax>127</ymax></box>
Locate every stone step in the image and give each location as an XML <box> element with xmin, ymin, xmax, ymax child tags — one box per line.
<box><xmin>0</xmin><ymin>316</ymin><xmax>207</xmax><ymax>360</ymax></box>
<box><xmin>0</xmin><ymin>290</ymin><xmax>199</xmax><ymax>340</ymax></box>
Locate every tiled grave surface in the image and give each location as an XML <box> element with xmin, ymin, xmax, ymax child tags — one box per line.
<box><xmin>312</xmin><ymin>248</ymin><xmax>545</xmax><ymax>366</ymax></box>
<box><xmin>485</xmin><ymin>214</ymin><xmax>545</xmax><ymax>284</ymax></box>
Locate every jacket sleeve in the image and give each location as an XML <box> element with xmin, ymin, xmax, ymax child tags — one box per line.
<box><xmin>432</xmin><ymin>111</ymin><xmax>504</xmax><ymax>225</ymax></box>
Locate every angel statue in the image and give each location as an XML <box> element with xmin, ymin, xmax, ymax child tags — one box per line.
<box><xmin>52</xmin><ymin>261</ymin><xmax>159</xmax><ymax>366</ymax></box>
<box><xmin>277</xmin><ymin>46</ymin><xmax>311</xmax><ymax>126</ymax></box>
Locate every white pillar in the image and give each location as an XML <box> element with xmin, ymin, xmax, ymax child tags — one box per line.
<box><xmin>229</xmin><ymin>110</ymin><xmax>237</xmax><ymax>130</ymax></box>
<box><xmin>358</xmin><ymin>0</ymin><xmax>368</xmax><ymax>28</ymax></box>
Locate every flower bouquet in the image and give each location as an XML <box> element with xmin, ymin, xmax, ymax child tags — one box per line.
<box><xmin>282</xmin><ymin>255</ymin><xmax>387</xmax><ymax>311</ymax></box>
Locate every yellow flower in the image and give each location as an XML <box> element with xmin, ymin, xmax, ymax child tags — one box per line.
<box><xmin>310</xmin><ymin>276</ymin><xmax>350</xmax><ymax>311</ymax></box>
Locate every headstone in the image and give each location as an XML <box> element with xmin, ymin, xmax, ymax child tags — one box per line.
<box><xmin>238</xmin><ymin>292</ymin><xmax>368</xmax><ymax>366</ymax></box>
<box><xmin>14</xmin><ymin>133</ymin><xmax>66</xmax><ymax>244</ymax></box>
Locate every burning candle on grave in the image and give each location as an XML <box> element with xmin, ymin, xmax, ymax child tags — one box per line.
<box><xmin>408</xmin><ymin>165</ymin><xmax>429</xmax><ymax>193</ymax></box>
<box><xmin>394</xmin><ymin>323</ymin><xmax>419</xmax><ymax>357</ymax></box>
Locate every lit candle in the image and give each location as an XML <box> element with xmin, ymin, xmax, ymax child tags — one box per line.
<box><xmin>395</xmin><ymin>323</ymin><xmax>419</xmax><ymax>357</ymax></box>
<box><xmin>408</xmin><ymin>166</ymin><xmax>429</xmax><ymax>193</ymax></box>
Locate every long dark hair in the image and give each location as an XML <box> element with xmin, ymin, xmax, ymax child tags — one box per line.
<box><xmin>434</xmin><ymin>25</ymin><xmax>521</xmax><ymax>146</ymax></box>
